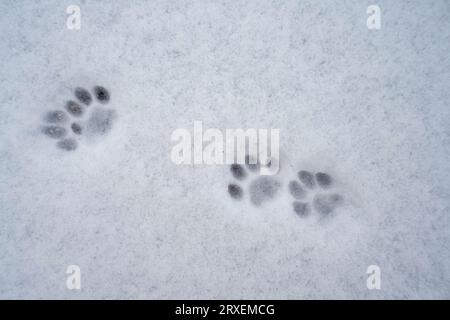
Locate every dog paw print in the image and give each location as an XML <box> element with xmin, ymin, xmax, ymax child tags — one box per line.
<box><xmin>41</xmin><ymin>86</ymin><xmax>115</xmax><ymax>151</ymax></box>
<box><xmin>227</xmin><ymin>156</ymin><xmax>281</xmax><ymax>206</ymax></box>
<box><xmin>289</xmin><ymin>170</ymin><xmax>343</xmax><ymax>218</ymax></box>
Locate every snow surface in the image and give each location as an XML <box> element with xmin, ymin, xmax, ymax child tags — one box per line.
<box><xmin>0</xmin><ymin>0</ymin><xmax>449</xmax><ymax>299</ymax></box>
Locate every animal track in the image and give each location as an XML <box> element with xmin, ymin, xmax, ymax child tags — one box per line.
<box><xmin>41</xmin><ymin>86</ymin><xmax>116</xmax><ymax>151</ymax></box>
<box><xmin>227</xmin><ymin>157</ymin><xmax>281</xmax><ymax>206</ymax></box>
<box><xmin>289</xmin><ymin>170</ymin><xmax>343</xmax><ymax>218</ymax></box>
<box><xmin>227</xmin><ymin>159</ymin><xmax>344</xmax><ymax>220</ymax></box>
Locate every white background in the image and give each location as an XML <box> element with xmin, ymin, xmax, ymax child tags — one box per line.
<box><xmin>0</xmin><ymin>0</ymin><xmax>449</xmax><ymax>298</ymax></box>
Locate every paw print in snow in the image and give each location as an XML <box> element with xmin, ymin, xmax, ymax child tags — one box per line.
<box><xmin>41</xmin><ymin>86</ymin><xmax>115</xmax><ymax>151</ymax></box>
<box><xmin>289</xmin><ymin>170</ymin><xmax>343</xmax><ymax>217</ymax></box>
<box><xmin>227</xmin><ymin>156</ymin><xmax>281</xmax><ymax>206</ymax></box>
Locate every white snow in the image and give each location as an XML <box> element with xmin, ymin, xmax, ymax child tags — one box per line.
<box><xmin>0</xmin><ymin>0</ymin><xmax>449</xmax><ymax>299</ymax></box>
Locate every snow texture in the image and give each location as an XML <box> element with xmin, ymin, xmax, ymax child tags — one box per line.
<box><xmin>0</xmin><ymin>0</ymin><xmax>449</xmax><ymax>299</ymax></box>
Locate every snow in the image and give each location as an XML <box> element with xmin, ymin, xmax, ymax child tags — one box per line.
<box><xmin>0</xmin><ymin>0</ymin><xmax>449</xmax><ymax>299</ymax></box>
